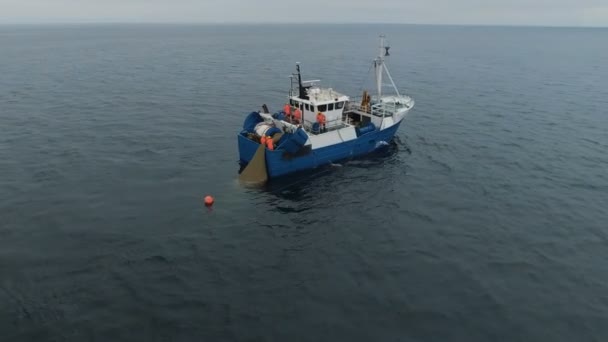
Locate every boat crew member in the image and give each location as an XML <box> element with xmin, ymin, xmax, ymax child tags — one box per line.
<box><xmin>293</xmin><ymin>107</ymin><xmax>302</xmax><ymax>124</ymax></box>
<box><xmin>316</xmin><ymin>111</ymin><xmax>327</xmax><ymax>133</ymax></box>
<box><xmin>283</xmin><ymin>103</ymin><xmax>292</xmax><ymax>120</ymax></box>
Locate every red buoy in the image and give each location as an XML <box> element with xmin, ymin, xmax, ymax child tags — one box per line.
<box><xmin>204</xmin><ymin>195</ymin><xmax>214</xmax><ymax>207</ymax></box>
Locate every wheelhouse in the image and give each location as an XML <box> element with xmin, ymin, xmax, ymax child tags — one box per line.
<box><xmin>287</xmin><ymin>66</ymin><xmax>350</xmax><ymax>133</ymax></box>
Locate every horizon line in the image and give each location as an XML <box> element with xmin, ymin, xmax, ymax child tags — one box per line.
<box><xmin>0</xmin><ymin>21</ymin><xmax>607</xmax><ymax>29</ymax></box>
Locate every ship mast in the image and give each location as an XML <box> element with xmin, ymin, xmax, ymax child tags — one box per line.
<box><xmin>373</xmin><ymin>34</ymin><xmax>401</xmax><ymax>99</ymax></box>
<box><xmin>375</xmin><ymin>35</ymin><xmax>386</xmax><ymax>98</ymax></box>
<box><xmin>296</xmin><ymin>63</ymin><xmax>306</xmax><ymax>99</ymax></box>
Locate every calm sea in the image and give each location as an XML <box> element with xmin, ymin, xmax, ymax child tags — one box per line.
<box><xmin>1</xmin><ymin>24</ymin><xmax>607</xmax><ymax>341</ymax></box>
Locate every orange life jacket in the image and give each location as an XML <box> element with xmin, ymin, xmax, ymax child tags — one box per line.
<box><xmin>283</xmin><ymin>104</ymin><xmax>292</xmax><ymax>115</ymax></box>
<box><xmin>316</xmin><ymin>112</ymin><xmax>326</xmax><ymax>124</ymax></box>
<box><xmin>294</xmin><ymin>108</ymin><xmax>302</xmax><ymax>121</ymax></box>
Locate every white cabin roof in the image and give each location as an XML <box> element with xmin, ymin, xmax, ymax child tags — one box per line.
<box><xmin>305</xmin><ymin>87</ymin><xmax>349</xmax><ymax>104</ymax></box>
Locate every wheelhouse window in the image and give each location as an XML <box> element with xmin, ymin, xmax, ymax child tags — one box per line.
<box><xmin>328</xmin><ymin>103</ymin><xmax>334</xmax><ymax>111</ymax></box>
<box><xmin>336</xmin><ymin>101</ymin><xmax>344</xmax><ymax>109</ymax></box>
<box><xmin>305</xmin><ymin>103</ymin><xmax>310</xmax><ymax>111</ymax></box>
<box><xmin>318</xmin><ymin>104</ymin><xmax>327</xmax><ymax>112</ymax></box>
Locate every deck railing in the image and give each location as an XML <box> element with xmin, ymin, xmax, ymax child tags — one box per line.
<box><xmin>301</xmin><ymin>117</ymin><xmax>349</xmax><ymax>134</ymax></box>
<box><xmin>346</xmin><ymin>97</ymin><xmax>408</xmax><ymax>118</ymax></box>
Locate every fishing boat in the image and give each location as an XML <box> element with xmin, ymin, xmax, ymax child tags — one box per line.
<box><xmin>237</xmin><ymin>35</ymin><xmax>414</xmax><ymax>184</ymax></box>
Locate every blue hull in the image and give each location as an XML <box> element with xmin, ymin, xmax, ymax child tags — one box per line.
<box><xmin>238</xmin><ymin>121</ymin><xmax>402</xmax><ymax>178</ymax></box>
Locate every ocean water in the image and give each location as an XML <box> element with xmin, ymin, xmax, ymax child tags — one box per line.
<box><xmin>1</xmin><ymin>24</ymin><xmax>607</xmax><ymax>341</ymax></box>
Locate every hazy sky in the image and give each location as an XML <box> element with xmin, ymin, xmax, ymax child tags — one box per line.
<box><xmin>1</xmin><ymin>0</ymin><xmax>607</xmax><ymax>27</ymax></box>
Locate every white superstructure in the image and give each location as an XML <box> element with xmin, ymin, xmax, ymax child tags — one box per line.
<box><xmin>258</xmin><ymin>34</ymin><xmax>414</xmax><ymax>148</ymax></box>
